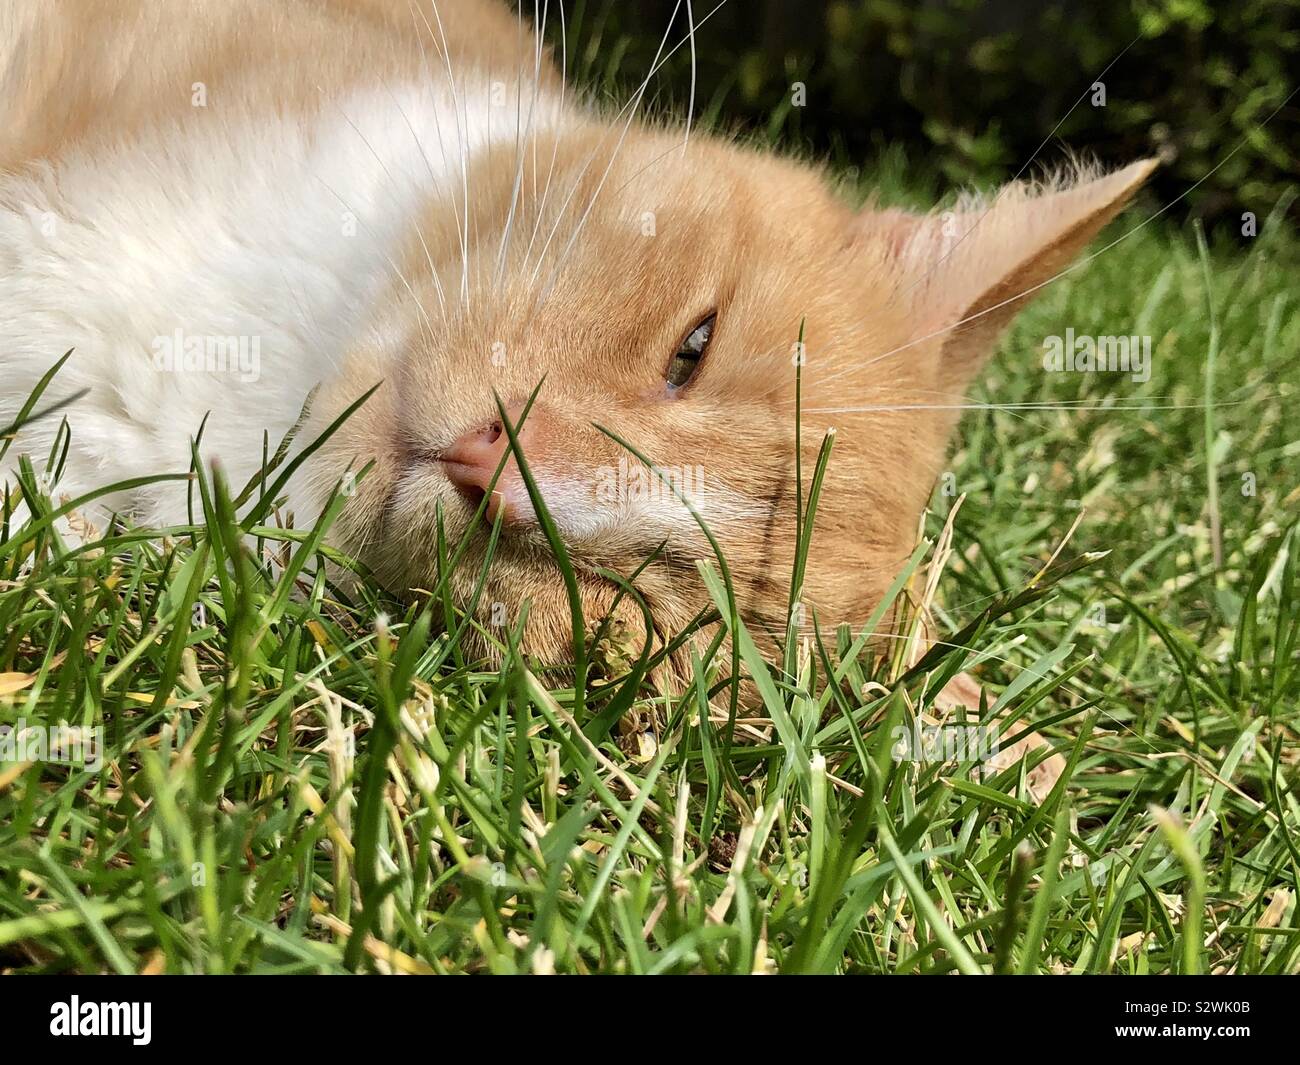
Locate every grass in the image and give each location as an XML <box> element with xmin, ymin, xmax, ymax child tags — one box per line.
<box><xmin>1</xmin><ymin>176</ymin><xmax>1298</xmax><ymax>974</ymax></box>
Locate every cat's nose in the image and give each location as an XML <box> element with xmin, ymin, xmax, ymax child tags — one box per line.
<box><xmin>438</xmin><ymin>404</ymin><xmax>535</xmax><ymax>524</ymax></box>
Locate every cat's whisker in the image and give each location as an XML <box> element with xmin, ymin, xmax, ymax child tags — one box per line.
<box><xmin>682</xmin><ymin>0</ymin><xmax>697</xmax><ymax>154</ymax></box>
<box><xmin>525</xmin><ymin>3</ymin><xmax>554</xmax><ymax>264</ymax></box>
<box><xmin>524</xmin><ymin>2</ymin><xmax>686</xmax><ymax>300</ymax></box>
<box><xmin>519</xmin><ymin>0</ymin><xmax>723</xmax><ymax>298</ymax></box>
<box><xmin>804</xmin><ymin>383</ymin><xmax>1050</xmax><ymax>424</ymax></box>
<box><xmin>415</xmin><ymin>0</ymin><xmax>473</xmax><ymax>309</ymax></box>
<box><xmin>493</xmin><ymin>2</ymin><xmax>556</xmax><ymax>296</ymax></box>
<box><xmin>384</xmin><ymin>92</ymin><xmax>452</xmax><ymax>319</ymax></box>
<box><xmin>312</xmin><ymin>173</ymin><xmax>439</xmax><ymax>343</ymax></box>
<box><xmin>612</xmin><ymin>2</ymin><xmax>732</xmax><ymax>198</ymax></box>
<box><xmin>520</xmin><ymin>1</ymin><xmax>570</xmax><ymax>291</ymax></box>
<box><xmin>802</xmin><ymin>400</ymin><xmax>1246</xmax><ymax>414</ymax></box>
<box><xmin>335</xmin><ymin>107</ymin><xmax>447</xmax><ymax>326</ymax></box>
<box><xmin>339</xmin><ymin>89</ymin><xmax>451</xmax><ymax>323</ymax></box>
<box><xmin>533</xmin><ymin>0</ymin><xmax>731</xmax><ymax>304</ymax></box>
<box><xmin>274</xmin><ymin>263</ymin><xmax>350</xmax><ymax>381</ymax></box>
<box><xmin>403</xmin><ymin>0</ymin><xmax>472</xmax><ymax>314</ymax></box>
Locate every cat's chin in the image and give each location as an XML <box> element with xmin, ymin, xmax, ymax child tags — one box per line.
<box><xmin>350</xmin><ymin>516</ymin><xmax>705</xmax><ymax>686</ymax></box>
<box><xmin>438</xmin><ymin>563</ymin><xmax>674</xmax><ymax>675</ymax></box>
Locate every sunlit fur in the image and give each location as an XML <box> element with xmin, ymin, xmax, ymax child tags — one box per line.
<box><xmin>0</xmin><ymin>0</ymin><xmax>1154</xmax><ymax>672</ymax></box>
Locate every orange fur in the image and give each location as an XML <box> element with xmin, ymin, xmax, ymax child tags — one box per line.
<box><xmin>1</xmin><ymin>0</ymin><xmax>1155</xmax><ymax>671</ymax></box>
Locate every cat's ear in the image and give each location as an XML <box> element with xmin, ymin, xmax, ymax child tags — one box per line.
<box><xmin>859</xmin><ymin>160</ymin><xmax>1158</xmax><ymax>379</ymax></box>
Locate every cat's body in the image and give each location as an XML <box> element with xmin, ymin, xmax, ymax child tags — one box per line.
<box><xmin>1</xmin><ymin>0</ymin><xmax>1154</xmax><ymax>664</ymax></box>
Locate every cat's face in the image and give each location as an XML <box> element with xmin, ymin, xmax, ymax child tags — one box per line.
<box><xmin>320</xmin><ymin>121</ymin><xmax>1153</xmax><ymax>670</ymax></box>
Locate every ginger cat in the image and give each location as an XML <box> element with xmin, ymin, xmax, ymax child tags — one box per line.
<box><xmin>0</xmin><ymin>0</ymin><xmax>1154</xmax><ymax>667</ymax></box>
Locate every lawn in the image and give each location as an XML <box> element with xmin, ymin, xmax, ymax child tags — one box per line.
<box><xmin>0</xmin><ymin>166</ymin><xmax>1296</xmax><ymax>974</ymax></box>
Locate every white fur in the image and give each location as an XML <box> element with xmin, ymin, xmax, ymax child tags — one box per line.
<box><xmin>0</xmin><ymin>77</ymin><xmax>555</xmax><ymax>526</ymax></box>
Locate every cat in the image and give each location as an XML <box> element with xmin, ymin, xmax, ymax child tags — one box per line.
<box><xmin>0</xmin><ymin>0</ymin><xmax>1154</xmax><ymax>671</ymax></box>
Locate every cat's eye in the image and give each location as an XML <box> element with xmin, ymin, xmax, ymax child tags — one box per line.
<box><xmin>665</xmin><ymin>313</ymin><xmax>716</xmax><ymax>392</ymax></box>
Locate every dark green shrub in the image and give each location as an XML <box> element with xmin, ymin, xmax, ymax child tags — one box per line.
<box><xmin>550</xmin><ymin>0</ymin><xmax>1298</xmax><ymax>226</ymax></box>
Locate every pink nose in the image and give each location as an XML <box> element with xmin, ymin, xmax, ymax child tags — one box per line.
<box><xmin>438</xmin><ymin>404</ymin><xmax>534</xmax><ymax>523</ymax></box>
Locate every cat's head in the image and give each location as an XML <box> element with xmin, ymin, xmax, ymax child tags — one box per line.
<box><xmin>316</xmin><ymin>119</ymin><xmax>1154</xmax><ymax>671</ymax></box>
